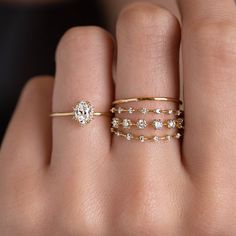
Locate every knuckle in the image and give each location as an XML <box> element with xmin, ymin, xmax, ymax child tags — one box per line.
<box><xmin>191</xmin><ymin>20</ymin><xmax>236</xmax><ymax>59</ymax></box>
<box><xmin>56</xmin><ymin>26</ymin><xmax>112</xmax><ymax>62</ymax></box>
<box><xmin>0</xmin><ymin>195</ymin><xmax>46</xmax><ymax>234</ymax></box>
<box><xmin>187</xmin><ymin>192</ymin><xmax>233</xmax><ymax>236</ymax></box>
<box><xmin>54</xmin><ymin>205</ymin><xmax>106</xmax><ymax>236</ymax></box>
<box><xmin>117</xmin><ymin>2</ymin><xmax>180</xmax><ymax>41</ymax></box>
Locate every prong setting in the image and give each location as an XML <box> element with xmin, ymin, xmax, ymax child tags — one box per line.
<box><xmin>73</xmin><ymin>101</ymin><xmax>94</xmax><ymax>126</ymax></box>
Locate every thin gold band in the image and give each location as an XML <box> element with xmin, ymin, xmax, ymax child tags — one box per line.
<box><xmin>50</xmin><ymin>112</ymin><xmax>111</xmax><ymax>117</ymax></box>
<box><xmin>112</xmin><ymin>97</ymin><xmax>182</xmax><ymax>105</ymax></box>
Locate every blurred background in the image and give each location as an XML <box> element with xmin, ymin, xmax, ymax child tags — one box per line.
<box><xmin>0</xmin><ymin>0</ymin><xmax>178</xmax><ymax>141</ymax></box>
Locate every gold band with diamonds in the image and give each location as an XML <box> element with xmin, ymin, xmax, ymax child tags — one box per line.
<box><xmin>111</xmin><ymin>117</ymin><xmax>184</xmax><ymax>130</ymax></box>
<box><xmin>112</xmin><ymin>97</ymin><xmax>182</xmax><ymax>105</ymax></box>
<box><xmin>111</xmin><ymin>107</ymin><xmax>183</xmax><ymax>116</ymax></box>
<box><xmin>111</xmin><ymin>128</ymin><xmax>182</xmax><ymax>143</ymax></box>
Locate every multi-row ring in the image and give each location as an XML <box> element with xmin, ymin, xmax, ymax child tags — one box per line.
<box><xmin>50</xmin><ymin>97</ymin><xmax>184</xmax><ymax>143</ymax></box>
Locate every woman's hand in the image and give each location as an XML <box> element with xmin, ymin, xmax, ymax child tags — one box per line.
<box><xmin>1</xmin><ymin>1</ymin><xmax>236</xmax><ymax>235</ymax></box>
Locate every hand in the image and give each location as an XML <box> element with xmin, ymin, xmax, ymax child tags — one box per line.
<box><xmin>1</xmin><ymin>1</ymin><xmax>236</xmax><ymax>235</ymax></box>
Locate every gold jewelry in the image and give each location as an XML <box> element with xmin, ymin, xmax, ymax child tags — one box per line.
<box><xmin>112</xmin><ymin>97</ymin><xmax>182</xmax><ymax>105</ymax></box>
<box><xmin>111</xmin><ymin>107</ymin><xmax>183</xmax><ymax>116</ymax></box>
<box><xmin>50</xmin><ymin>101</ymin><xmax>111</xmax><ymax>126</ymax></box>
<box><xmin>112</xmin><ymin>117</ymin><xmax>184</xmax><ymax>130</ymax></box>
<box><xmin>111</xmin><ymin>128</ymin><xmax>182</xmax><ymax>143</ymax></box>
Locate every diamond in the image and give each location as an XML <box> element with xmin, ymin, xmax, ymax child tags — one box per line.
<box><xmin>153</xmin><ymin>136</ymin><xmax>160</xmax><ymax>142</ymax></box>
<box><xmin>167</xmin><ymin>119</ymin><xmax>176</xmax><ymax>129</ymax></box>
<box><xmin>111</xmin><ymin>118</ymin><xmax>120</xmax><ymax>128</ymax></box>
<box><xmin>176</xmin><ymin>118</ymin><xmax>184</xmax><ymax>129</ymax></box>
<box><xmin>139</xmin><ymin>135</ymin><xmax>145</xmax><ymax>142</ymax></box>
<box><xmin>168</xmin><ymin>110</ymin><xmax>173</xmax><ymax>115</ymax></box>
<box><xmin>155</xmin><ymin>109</ymin><xmax>161</xmax><ymax>114</ymax></box>
<box><xmin>140</xmin><ymin>108</ymin><xmax>148</xmax><ymax>114</ymax></box>
<box><xmin>126</xmin><ymin>133</ymin><xmax>133</xmax><ymax>141</ymax></box>
<box><xmin>110</xmin><ymin>107</ymin><xmax>116</xmax><ymax>113</ymax></box>
<box><xmin>117</xmin><ymin>107</ymin><xmax>123</xmax><ymax>114</ymax></box>
<box><xmin>73</xmin><ymin>101</ymin><xmax>94</xmax><ymax>126</ymax></box>
<box><xmin>136</xmin><ymin>119</ymin><xmax>147</xmax><ymax>129</ymax></box>
<box><xmin>166</xmin><ymin>135</ymin><xmax>171</xmax><ymax>141</ymax></box>
<box><xmin>152</xmin><ymin>119</ymin><xmax>163</xmax><ymax>130</ymax></box>
<box><xmin>176</xmin><ymin>133</ymin><xmax>181</xmax><ymax>139</ymax></box>
<box><xmin>122</xmin><ymin>119</ymin><xmax>131</xmax><ymax>129</ymax></box>
<box><xmin>175</xmin><ymin>110</ymin><xmax>182</xmax><ymax>116</ymax></box>
<box><xmin>128</xmin><ymin>107</ymin><xmax>134</xmax><ymax>114</ymax></box>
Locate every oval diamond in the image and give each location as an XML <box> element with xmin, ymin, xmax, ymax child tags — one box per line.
<box><xmin>73</xmin><ymin>101</ymin><xmax>94</xmax><ymax>126</ymax></box>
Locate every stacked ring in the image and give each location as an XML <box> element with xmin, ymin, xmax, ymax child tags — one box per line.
<box><xmin>111</xmin><ymin>97</ymin><xmax>184</xmax><ymax>143</ymax></box>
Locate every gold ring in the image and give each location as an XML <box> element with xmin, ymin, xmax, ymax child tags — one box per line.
<box><xmin>111</xmin><ymin>107</ymin><xmax>183</xmax><ymax>116</ymax></box>
<box><xmin>50</xmin><ymin>101</ymin><xmax>111</xmax><ymax>126</ymax></box>
<box><xmin>111</xmin><ymin>128</ymin><xmax>182</xmax><ymax>143</ymax></box>
<box><xmin>112</xmin><ymin>97</ymin><xmax>182</xmax><ymax>105</ymax></box>
<box><xmin>111</xmin><ymin>117</ymin><xmax>184</xmax><ymax>130</ymax></box>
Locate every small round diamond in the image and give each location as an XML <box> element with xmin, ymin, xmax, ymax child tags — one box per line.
<box><xmin>167</xmin><ymin>119</ymin><xmax>176</xmax><ymax>129</ymax></box>
<box><xmin>176</xmin><ymin>118</ymin><xmax>184</xmax><ymax>129</ymax></box>
<box><xmin>175</xmin><ymin>110</ymin><xmax>182</xmax><ymax>116</ymax></box>
<box><xmin>139</xmin><ymin>135</ymin><xmax>145</xmax><ymax>142</ymax></box>
<box><xmin>73</xmin><ymin>101</ymin><xmax>94</xmax><ymax>126</ymax></box>
<box><xmin>111</xmin><ymin>118</ymin><xmax>120</xmax><ymax>128</ymax></box>
<box><xmin>117</xmin><ymin>107</ymin><xmax>123</xmax><ymax>114</ymax></box>
<box><xmin>152</xmin><ymin>119</ymin><xmax>163</xmax><ymax>130</ymax></box>
<box><xmin>168</xmin><ymin>109</ymin><xmax>173</xmax><ymax>115</ymax></box>
<box><xmin>176</xmin><ymin>133</ymin><xmax>181</xmax><ymax>139</ymax></box>
<box><xmin>155</xmin><ymin>108</ymin><xmax>161</xmax><ymax>114</ymax></box>
<box><xmin>126</xmin><ymin>133</ymin><xmax>133</xmax><ymax>141</ymax></box>
<box><xmin>136</xmin><ymin>119</ymin><xmax>147</xmax><ymax>129</ymax></box>
<box><xmin>110</xmin><ymin>107</ymin><xmax>116</xmax><ymax>113</ymax></box>
<box><xmin>166</xmin><ymin>135</ymin><xmax>171</xmax><ymax>141</ymax></box>
<box><xmin>128</xmin><ymin>107</ymin><xmax>134</xmax><ymax>114</ymax></box>
<box><xmin>122</xmin><ymin>119</ymin><xmax>131</xmax><ymax>129</ymax></box>
<box><xmin>153</xmin><ymin>136</ymin><xmax>160</xmax><ymax>142</ymax></box>
<box><xmin>140</xmin><ymin>108</ymin><xmax>148</xmax><ymax>114</ymax></box>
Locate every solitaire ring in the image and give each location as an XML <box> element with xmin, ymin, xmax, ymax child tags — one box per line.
<box><xmin>50</xmin><ymin>101</ymin><xmax>111</xmax><ymax>126</ymax></box>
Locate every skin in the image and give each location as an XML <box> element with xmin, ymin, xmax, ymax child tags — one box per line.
<box><xmin>1</xmin><ymin>0</ymin><xmax>236</xmax><ymax>235</ymax></box>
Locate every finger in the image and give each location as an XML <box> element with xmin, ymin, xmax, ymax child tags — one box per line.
<box><xmin>178</xmin><ymin>0</ymin><xmax>236</xmax><ymax>23</ymax></box>
<box><xmin>1</xmin><ymin>76</ymin><xmax>53</xmax><ymax>170</ymax></box>
<box><xmin>52</xmin><ymin>27</ymin><xmax>114</xmax><ymax>166</ymax></box>
<box><xmin>178</xmin><ymin>0</ymin><xmax>236</xmax><ymax>176</ymax></box>
<box><xmin>110</xmin><ymin>4</ymin><xmax>187</xmax><ymax>229</ymax></box>
<box><xmin>113</xmin><ymin>3</ymin><xmax>182</xmax><ymax>164</ymax></box>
